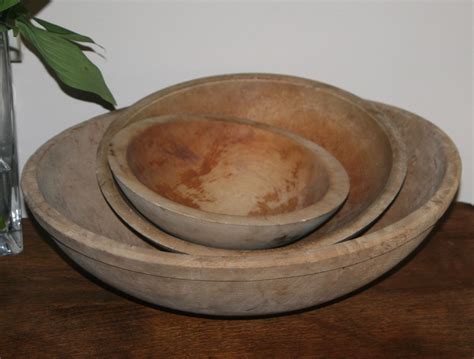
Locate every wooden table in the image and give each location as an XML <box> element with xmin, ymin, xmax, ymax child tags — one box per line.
<box><xmin>0</xmin><ymin>203</ymin><xmax>472</xmax><ymax>358</ymax></box>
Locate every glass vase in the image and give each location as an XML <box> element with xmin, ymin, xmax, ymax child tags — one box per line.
<box><xmin>0</xmin><ymin>31</ymin><xmax>22</xmax><ymax>255</ymax></box>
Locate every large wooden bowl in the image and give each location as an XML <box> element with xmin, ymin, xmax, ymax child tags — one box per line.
<box><xmin>97</xmin><ymin>74</ymin><xmax>407</xmax><ymax>255</ymax></box>
<box><xmin>108</xmin><ymin>115</ymin><xmax>349</xmax><ymax>250</ymax></box>
<box><xmin>21</xmin><ymin>102</ymin><xmax>460</xmax><ymax>316</ymax></box>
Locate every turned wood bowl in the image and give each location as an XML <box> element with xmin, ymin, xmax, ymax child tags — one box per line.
<box><xmin>21</xmin><ymin>102</ymin><xmax>460</xmax><ymax>316</ymax></box>
<box><xmin>96</xmin><ymin>74</ymin><xmax>407</xmax><ymax>255</ymax></box>
<box><xmin>108</xmin><ymin>115</ymin><xmax>349</xmax><ymax>250</ymax></box>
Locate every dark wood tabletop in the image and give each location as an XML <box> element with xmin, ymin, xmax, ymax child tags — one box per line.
<box><xmin>0</xmin><ymin>203</ymin><xmax>472</xmax><ymax>358</ymax></box>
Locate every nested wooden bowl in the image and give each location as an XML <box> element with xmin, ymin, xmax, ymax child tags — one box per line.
<box><xmin>21</xmin><ymin>102</ymin><xmax>460</xmax><ymax>316</ymax></box>
<box><xmin>108</xmin><ymin>115</ymin><xmax>349</xmax><ymax>250</ymax></box>
<box><xmin>97</xmin><ymin>74</ymin><xmax>407</xmax><ymax>255</ymax></box>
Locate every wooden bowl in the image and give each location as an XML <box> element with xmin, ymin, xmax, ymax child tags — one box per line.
<box><xmin>108</xmin><ymin>115</ymin><xmax>349</xmax><ymax>250</ymax></box>
<box><xmin>97</xmin><ymin>74</ymin><xmax>407</xmax><ymax>255</ymax></box>
<box><xmin>21</xmin><ymin>102</ymin><xmax>461</xmax><ymax>316</ymax></box>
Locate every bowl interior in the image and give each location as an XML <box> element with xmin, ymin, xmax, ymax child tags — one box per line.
<box><xmin>118</xmin><ymin>77</ymin><xmax>396</xmax><ymax>234</ymax></box>
<box><xmin>124</xmin><ymin>117</ymin><xmax>331</xmax><ymax>217</ymax></box>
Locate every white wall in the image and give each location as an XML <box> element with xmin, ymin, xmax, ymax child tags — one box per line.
<box><xmin>13</xmin><ymin>1</ymin><xmax>473</xmax><ymax>203</ymax></box>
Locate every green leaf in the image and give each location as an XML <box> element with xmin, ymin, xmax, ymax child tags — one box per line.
<box><xmin>0</xmin><ymin>0</ymin><xmax>20</xmax><ymax>13</ymax></box>
<box><xmin>4</xmin><ymin>3</ymin><xmax>29</xmax><ymax>34</ymax></box>
<box><xmin>7</xmin><ymin>2</ymin><xmax>28</xmax><ymax>18</ymax></box>
<box><xmin>33</xmin><ymin>17</ymin><xmax>97</xmax><ymax>44</ymax></box>
<box><xmin>16</xmin><ymin>19</ymin><xmax>116</xmax><ymax>106</ymax></box>
<box><xmin>0</xmin><ymin>23</ymin><xmax>8</xmax><ymax>32</ymax></box>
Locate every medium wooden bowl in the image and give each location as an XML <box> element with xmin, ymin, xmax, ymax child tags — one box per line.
<box><xmin>108</xmin><ymin>115</ymin><xmax>349</xmax><ymax>250</ymax></box>
<box><xmin>21</xmin><ymin>102</ymin><xmax>460</xmax><ymax>316</ymax></box>
<box><xmin>97</xmin><ymin>74</ymin><xmax>407</xmax><ymax>255</ymax></box>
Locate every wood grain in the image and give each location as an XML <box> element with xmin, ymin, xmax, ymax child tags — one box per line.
<box><xmin>0</xmin><ymin>203</ymin><xmax>472</xmax><ymax>358</ymax></box>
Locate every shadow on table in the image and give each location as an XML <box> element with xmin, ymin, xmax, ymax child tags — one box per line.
<box><xmin>26</xmin><ymin>202</ymin><xmax>456</xmax><ymax>321</ymax></box>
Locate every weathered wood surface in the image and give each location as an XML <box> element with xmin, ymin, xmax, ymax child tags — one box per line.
<box><xmin>18</xmin><ymin>102</ymin><xmax>460</xmax><ymax>316</ymax></box>
<box><xmin>0</xmin><ymin>203</ymin><xmax>472</xmax><ymax>358</ymax></box>
<box><xmin>108</xmin><ymin>114</ymin><xmax>350</xmax><ymax>250</ymax></box>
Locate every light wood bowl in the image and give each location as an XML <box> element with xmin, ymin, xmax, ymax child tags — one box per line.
<box><xmin>108</xmin><ymin>114</ymin><xmax>349</xmax><ymax>250</ymax></box>
<box><xmin>21</xmin><ymin>102</ymin><xmax>460</xmax><ymax>316</ymax></box>
<box><xmin>97</xmin><ymin>74</ymin><xmax>407</xmax><ymax>255</ymax></box>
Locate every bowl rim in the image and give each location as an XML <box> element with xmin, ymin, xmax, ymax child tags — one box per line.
<box><xmin>94</xmin><ymin>73</ymin><xmax>409</xmax><ymax>255</ymax></box>
<box><xmin>21</xmin><ymin>100</ymin><xmax>460</xmax><ymax>280</ymax></box>
<box><xmin>108</xmin><ymin>114</ymin><xmax>350</xmax><ymax>226</ymax></box>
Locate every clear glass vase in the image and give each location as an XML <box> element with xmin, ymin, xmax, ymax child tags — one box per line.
<box><xmin>0</xmin><ymin>31</ymin><xmax>22</xmax><ymax>255</ymax></box>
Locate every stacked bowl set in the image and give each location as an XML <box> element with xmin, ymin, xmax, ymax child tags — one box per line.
<box><xmin>21</xmin><ymin>74</ymin><xmax>461</xmax><ymax>316</ymax></box>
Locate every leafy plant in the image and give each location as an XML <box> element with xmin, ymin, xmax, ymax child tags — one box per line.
<box><xmin>0</xmin><ymin>0</ymin><xmax>115</xmax><ymax>106</ymax></box>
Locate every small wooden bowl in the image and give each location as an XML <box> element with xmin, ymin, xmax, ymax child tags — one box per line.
<box><xmin>108</xmin><ymin>115</ymin><xmax>349</xmax><ymax>250</ymax></box>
